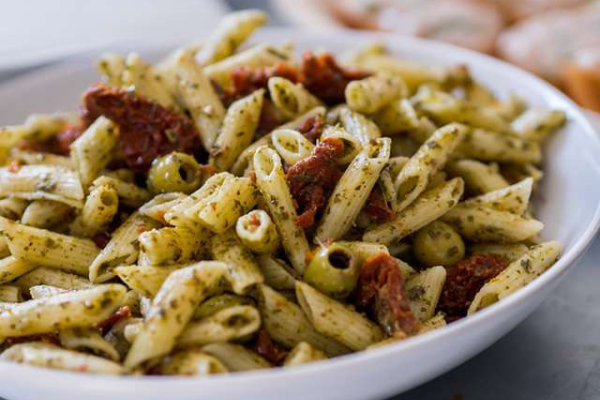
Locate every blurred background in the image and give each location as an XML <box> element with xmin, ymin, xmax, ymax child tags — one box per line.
<box><xmin>2</xmin><ymin>0</ymin><xmax>599</xmax><ymax>112</ymax></box>
<box><xmin>1</xmin><ymin>1</ymin><xmax>599</xmax><ymax>400</ymax></box>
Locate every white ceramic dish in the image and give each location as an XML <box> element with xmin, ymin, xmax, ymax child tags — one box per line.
<box><xmin>0</xmin><ymin>28</ymin><xmax>599</xmax><ymax>400</ymax></box>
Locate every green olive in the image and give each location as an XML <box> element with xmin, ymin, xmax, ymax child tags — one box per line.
<box><xmin>413</xmin><ymin>221</ymin><xmax>465</xmax><ymax>267</ymax></box>
<box><xmin>303</xmin><ymin>243</ymin><xmax>360</xmax><ymax>299</ymax></box>
<box><xmin>194</xmin><ymin>294</ymin><xmax>254</xmax><ymax>320</ymax></box>
<box><xmin>147</xmin><ymin>152</ymin><xmax>206</xmax><ymax>194</ymax></box>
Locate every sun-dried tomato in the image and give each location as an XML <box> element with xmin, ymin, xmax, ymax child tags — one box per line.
<box><xmin>228</xmin><ymin>64</ymin><xmax>298</xmax><ymax>103</ymax></box>
<box><xmin>438</xmin><ymin>254</ymin><xmax>507</xmax><ymax>317</ymax></box>
<box><xmin>252</xmin><ymin>328</ymin><xmax>288</xmax><ymax>365</ymax></box>
<box><xmin>92</xmin><ymin>232</ymin><xmax>111</xmax><ymax>249</ymax></box>
<box><xmin>355</xmin><ymin>252</ymin><xmax>419</xmax><ymax>336</ymax></box>
<box><xmin>301</xmin><ymin>51</ymin><xmax>370</xmax><ymax>105</ymax></box>
<box><xmin>96</xmin><ymin>305</ymin><xmax>132</xmax><ymax>334</ymax></box>
<box><xmin>286</xmin><ymin>137</ymin><xmax>344</xmax><ymax>228</ymax></box>
<box><xmin>55</xmin><ymin>124</ymin><xmax>84</xmax><ymax>155</ymax></box>
<box><xmin>81</xmin><ymin>83</ymin><xmax>202</xmax><ymax>171</ymax></box>
<box><xmin>296</xmin><ymin>114</ymin><xmax>325</xmax><ymax>144</ymax></box>
<box><xmin>364</xmin><ymin>187</ymin><xmax>395</xmax><ymax>223</ymax></box>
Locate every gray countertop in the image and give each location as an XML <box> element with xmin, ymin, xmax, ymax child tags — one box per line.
<box><xmin>394</xmin><ymin>238</ymin><xmax>600</xmax><ymax>400</ymax></box>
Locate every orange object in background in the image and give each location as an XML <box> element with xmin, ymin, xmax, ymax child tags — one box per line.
<box><xmin>272</xmin><ymin>0</ymin><xmax>600</xmax><ymax>112</ymax></box>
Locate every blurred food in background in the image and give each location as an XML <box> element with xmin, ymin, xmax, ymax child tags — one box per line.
<box><xmin>271</xmin><ymin>0</ymin><xmax>600</xmax><ymax>111</ymax></box>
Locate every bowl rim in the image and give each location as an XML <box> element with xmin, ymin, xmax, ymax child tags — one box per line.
<box><xmin>1</xmin><ymin>26</ymin><xmax>599</xmax><ymax>387</ymax></box>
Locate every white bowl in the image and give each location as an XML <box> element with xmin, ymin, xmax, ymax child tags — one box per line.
<box><xmin>1</xmin><ymin>28</ymin><xmax>599</xmax><ymax>400</ymax></box>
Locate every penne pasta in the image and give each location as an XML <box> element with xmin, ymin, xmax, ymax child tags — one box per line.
<box><xmin>197</xmin><ymin>10</ymin><xmax>268</xmax><ymax>65</ymax></box>
<box><xmin>394</xmin><ymin>123</ymin><xmax>466</xmax><ymax>212</ymax></box>
<box><xmin>468</xmin><ymin>241</ymin><xmax>562</xmax><ymax>314</ymax></box>
<box><xmin>296</xmin><ymin>281</ymin><xmax>384</xmax><ymax>351</ymax></box>
<box><xmin>253</xmin><ymin>146</ymin><xmax>310</xmax><ymax>274</ymax></box>
<box><xmin>442</xmin><ymin>204</ymin><xmax>544</xmax><ymax>243</ymax></box>
<box><xmin>345</xmin><ymin>72</ymin><xmax>406</xmax><ymax>114</ymax></box>
<box><xmin>316</xmin><ymin>138</ymin><xmax>391</xmax><ymax>242</ymax></box>
<box><xmin>210</xmin><ymin>89</ymin><xmax>264</xmax><ymax>171</ymax></box>
<box><xmin>364</xmin><ymin>178</ymin><xmax>464</xmax><ymax>246</ymax></box>
<box><xmin>70</xmin><ymin>116</ymin><xmax>118</xmax><ymax>187</ymax></box>
<box><xmin>0</xmin><ymin>284</ymin><xmax>126</xmax><ymax>338</ymax></box>
<box><xmin>257</xmin><ymin>284</ymin><xmax>350</xmax><ymax>356</ymax></box>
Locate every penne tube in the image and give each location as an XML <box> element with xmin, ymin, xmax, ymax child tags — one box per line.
<box><xmin>161</xmin><ymin>50</ymin><xmax>226</xmax><ymax>151</ymax></box>
<box><xmin>183</xmin><ymin>175</ymin><xmax>257</xmax><ymax>234</ymax></box>
<box><xmin>9</xmin><ymin>150</ymin><xmax>74</xmax><ymax>169</ymax></box>
<box><xmin>124</xmin><ymin>261</ymin><xmax>228</xmax><ymax>368</ymax></box>
<box><xmin>97</xmin><ymin>53</ymin><xmax>125</xmax><ymax>86</ymax></box>
<box><xmin>121</xmin><ymin>53</ymin><xmax>177</xmax><ymax>109</ymax></box>
<box><xmin>15</xmin><ymin>267</ymin><xmax>93</xmax><ymax>292</ymax></box>
<box><xmin>469</xmin><ymin>243</ymin><xmax>529</xmax><ymax>262</ymax></box>
<box><xmin>271</xmin><ymin>128</ymin><xmax>315</xmax><ymax>166</ymax></box>
<box><xmin>316</xmin><ymin>138</ymin><xmax>391</xmax><ymax>242</ymax></box>
<box><xmin>1</xmin><ymin>343</ymin><xmax>124</xmax><ymax>374</ymax></box>
<box><xmin>70</xmin><ymin>116</ymin><xmax>119</xmax><ymax>187</ymax></box>
<box><xmin>178</xmin><ymin>305</ymin><xmax>261</xmax><ymax>348</ymax></box>
<box><xmin>253</xmin><ymin>146</ymin><xmax>310</xmax><ymax>274</ymax></box>
<box><xmin>268</xmin><ymin>77</ymin><xmax>323</xmax><ymax>119</ymax></box>
<box><xmin>0</xmin><ymin>255</ymin><xmax>38</xmax><ymax>288</ymax></box>
<box><xmin>69</xmin><ymin>184</ymin><xmax>119</xmax><ymax>237</ymax></box>
<box><xmin>372</xmin><ymin>98</ymin><xmax>423</xmax><ymax>136</ymax></box>
<box><xmin>458</xmin><ymin>128</ymin><xmax>541</xmax><ymax>165</ymax></box>
<box><xmin>29</xmin><ymin>284</ymin><xmax>70</xmax><ymax>299</ymax></box>
<box><xmin>412</xmin><ymin>86</ymin><xmax>511</xmax><ymax>133</ymax></box>
<box><xmin>345</xmin><ymin>72</ymin><xmax>406</xmax><ymax>114</ymax></box>
<box><xmin>210</xmin><ymin>89</ymin><xmax>264</xmax><ymax>171</ymax></box>
<box><xmin>197</xmin><ymin>10</ymin><xmax>268</xmax><ymax>65</ymax></box>
<box><xmin>339</xmin><ymin>108</ymin><xmax>381</xmax><ymax>145</ymax></box>
<box><xmin>202</xmin><ymin>343</ymin><xmax>272</xmax><ymax>371</ymax></box>
<box><xmin>89</xmin><ymin>213</ymin><xmax>161</xmax><ymax>283</ymax></box>
<box><xmin>511</xmin><ymin>108</ymin><xmax>566</xmax><ymax>141</ymax></box>
<box><xmin>0</xmin><ymin>284</ymin><xmax>126</xmax><ymax>338</ymax></box>
<box><xmin>419</xmin><ymin>313</ymin><xmax>447</xmax><ymax>334</ymax></box>
<box><xmin>114</xmin><ymin>264</ymin><xmax>180</xmax><ymax>298</ymax></box>
<box><xmin>394</xmin><ymin>123</ymin><xmax>466</xmax><ymax>212</ymax></box>
<box><xmin>442</xmin><ymin>205</ymin><xmax>543</xmax><ymax>243</ymax></box>
<box><xmin>20</xmin><ymin>200</ymin><xmax>73</xmax><ymax>229</ymax></box>
<box><xmin>0</xmin><ymin>165</ymin><xmax>84</xmax><ymax>208</ymax></box>
<box><xmin>256</xmin><ymin>284</ymin><xmax>350</xmax><ymax>356</ymax></box>
<box><xmin>283</xmin><ymin>342</ymin><xmax>328</xmax><ymax>367</ymax></box>
<box><xmin>0</xmin><ymin>236</ymin><xmax>8</xmax><ymax>259</ymax></box>
<box><xmin>2</xmin><ymin>220</ymin><xmax>99</xmax><ymax>276</ymax></box>
<box><xmin>157</xmin><ymin>349</ymin><xmax>229</xmax><ymax>376</ymax></box>
<box><xmin>205</xmin><ymin>44</ymin><xmax>292</xmax><ymax>88</ymax></box>
<box><xmin>447</xmin><ymin>159</ymin><xmax>509</xmax><ymax>194</ymax></box>
<box><xmin>256</xmin><ymin>255</ymin><xmax>297</xmax><ymax>291</ymax></box>
<box><xmin>295</xmin><ymin>281</ymin><xmax>384</xmax><ymax>351</ymax></box>
<box><xmin>210</xmin><ymin>230</ymin><xmax>264</xmax><ymax>295</ymax></box>
<box><xmin>406</xmin><ymin>266</ymin><xmax>446</xmax><ymax>322</ymax></box>
<box><xmin>59</xmin><ymin>327</ymin><xmax>120</xmax><ymax>361</ymax></box>
<box><xmin>0</xmin><ymin>198</ymin><xmax>28</xmax><ymax>220</ymax></box>
<box><xmin>468</xmin><ymin>241</ymin><xmax>562</xmax><ymax>314</ymax></box>
<box><xmin>138</xmin><ymin>224</ymin><xmax>207</xmax><ymax>266</ymax></box>
<box><xmin>138</xmin><ymin>192</ymin><xmax>186</xmax><ymax>223</ymax></box>
<box><xmin>91</xmin><ymin>176</ymin><xmax>151</xmax><ymax>208</ymax></box>
<box><xmin>462</xmin><ymin>178</ymin><xmax>533</xmax><ymax>215</ymax></box>
<box><xmin>363</xmin><ymin>178</ymin><xmax>464</xmax><ymax>246</ymax></box>
<box><xmin>0</xmin><ymin>285</ymin><xmax>21</xmax><ymax>303</ymax></box>
<box><xmin>236</xmin><ymin>209</ymin><xmax>280</xmax><ymax>254</ymax></box>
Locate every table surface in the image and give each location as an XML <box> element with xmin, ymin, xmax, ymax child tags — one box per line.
<box><xmin>1</xmin><ymin>2</ymin><xmax>599</xmax><ymax>399</ymax></box>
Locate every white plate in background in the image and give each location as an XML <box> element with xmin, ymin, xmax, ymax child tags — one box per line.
<box><xmin>0</xmin><ymin>28</ymin><xmax>600</xmax><ymax>400</ymax></box>
<box><xmin>0</xmin><ymin>0</ymin><xmax>227</xmax><ymax>73</ymax></box>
